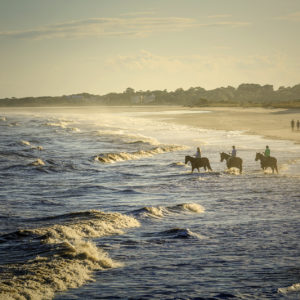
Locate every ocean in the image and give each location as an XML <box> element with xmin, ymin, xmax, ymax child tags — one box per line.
<box><xmin>0</xmin><ymin>107</ymin><xmax>299</xmax><ymax>300</ymax></box>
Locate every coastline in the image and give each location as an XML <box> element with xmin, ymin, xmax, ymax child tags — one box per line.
<box><xmin>1</xmin><ymin>105</ymin><xmax>300</xmax><ymax>144</ymax></box>
<box><xmin>144</xmin><ymin>106</ymin><xmax>300</xmax><ymax>144</ymax></box>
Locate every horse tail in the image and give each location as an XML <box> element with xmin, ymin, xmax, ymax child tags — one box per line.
<box><xmin>207</xmin><ymin>160</ymin><xmax>212</xmax><ymax>171</ymax></box>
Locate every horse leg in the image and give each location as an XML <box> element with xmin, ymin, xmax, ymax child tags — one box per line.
<box><xmin>275</xmin><ymin>164</ymin><xmax>279</xmax><ymax>174</ymax></box>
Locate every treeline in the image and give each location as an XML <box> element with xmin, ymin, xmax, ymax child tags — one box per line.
<box><xmin>1</xmin><ymin>83</ymin><xmax>300</xmax><ymax>108</ymax></box>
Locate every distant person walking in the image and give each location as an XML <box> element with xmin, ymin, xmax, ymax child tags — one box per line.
<box><xmin>195</xmin><ymin>147</ymin><xmax>201</xmax><ymax>159</ymax></box>
<box><xmin>297</xmin><ymin>120</ymin><xmax>300</xmax><ymax>131</ymax></box>
<box><xmin>264</xmin><ymin>145</ymin><xmax>270</xmax><ymax>157</ymax></box>
<box><xmin>291</xmin><ymin>119</ymin><xmax>295</xmax><ymax>131</ymax></box>
<box><xmin>231</xmin><ymin>146</ymin><xmax>237</xmax><ymax>157</ymax></box>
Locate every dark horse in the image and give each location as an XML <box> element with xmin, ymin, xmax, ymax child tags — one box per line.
<box><xmin>220</xmin><ymin>152</ymin><xmax>243</xmax><ymax>174</ymax></box>
<box><xmin>255</xmin><ymin>152</ymin><xmax>278</xmax><ymax>174</ymax></box>
<box><xmin>185</xmin><ymin>156</ymin><xmax>212</xmax><ymax>173</ymax></box>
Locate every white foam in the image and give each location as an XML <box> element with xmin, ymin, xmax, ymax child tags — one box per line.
<box><xmin>21</xmin><ymin>140</ymin><xmax>31</xmax><ymax>146</ymax></box>
<box><xmin>96</xmin><ymin>145</ymin><xmax>187</xmax><ymax>163</ymax></box>
<box><xmin>44</xmin><ymin>121</ymin><xmax>68</xmax><ymax>128</ymax></box>
<box><xmin>0</xmin><ymin>211</ymin><xmax>140</xmax><ymax>300</ymax></box>
<box><xmin>29</xmin><ymin>159</ymin><xmax>45</xmax><ymax>166</ymax></box>
<box><xmin>278</xmin><ymin>283</ymin><xmax>300</xmax><ymax>294</ymax></box>
<box><xmin>140</xmin><ymin>206</ymin><xmax>169</xmax><ymax>218</ymax></box>
<box><xmin>177</xmin><ymin>203</ymin><xmax>205</xmax><ymax>213</ymax></box>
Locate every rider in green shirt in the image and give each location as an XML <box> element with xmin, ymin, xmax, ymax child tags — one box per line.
<box><xmin>264</xmin><ymin>145</ymin><xmax>270</xmax><ymax>157</ymax></box>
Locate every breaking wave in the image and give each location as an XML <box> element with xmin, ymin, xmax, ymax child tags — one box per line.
<box><xmin>43</xmin><ymin>121</ymin><xmax>80</xmax><ymax>132</ymax></box>
<box><xmin>97</xmin><ymin>130</ymin><xmax>159</xmax><ymax>145</ymax></box>
<box><xmin>0</xmin><ymin>210</ymin><xmax>140</xmax><ymax>300</ymax></box>
<box><xmin>278</xmin><ymin>283</ymin><xmax>300</xmax><ymax>294</ymax></box>
<box><xmin>29</xmin><ymin>158</ymin><xmax>45</xmax><ymax>166</ymax></box>
<box><xmin>95</xmin><ymin>145</ymin><xmax>186</xmax><ymax>163</ymax></box>
<box><xmin>160</xmin><ymin>228</ymin><xmax>204</xmax><ymax>239</ymax></box>
<box><xmin>20</xmin><ymin>140</ymin><xmax>43</xmax><ymax>150</ymax></box>
<box><xmin>132</xmin><ymin>203</ymin><xmax>205</xmax><ymax>219</ymax></box>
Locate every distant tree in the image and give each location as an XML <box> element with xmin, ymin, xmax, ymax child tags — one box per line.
<box><xmin>124</xmin><ymin>87</ymin><xmax>135</xmax><ymax>94</ymax></box>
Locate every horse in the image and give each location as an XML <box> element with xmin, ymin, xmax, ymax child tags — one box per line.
<box><xmin>255</xmin><ymin>152</ymin><xmax>278</xmax><ymax>174</ymax></box>
<box><xmin>185</xmin><ymin>156</ymin><xmax>212</xmax><ymax>173</ymax></box>
<box><xmin>220</xmin><ymin>152</ymin><xmax>243</xmax><ymax>174</ymax></box>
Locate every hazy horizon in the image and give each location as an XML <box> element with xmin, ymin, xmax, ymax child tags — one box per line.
<box><xmin>1</xmin><ymin>0</ymin><xmax>300</xmax><ymax>98</ymax></box>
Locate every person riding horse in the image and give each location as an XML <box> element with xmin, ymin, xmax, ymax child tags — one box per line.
<box><xmin>185</xmin><ymin>155</ymin><xmax>212</xmax><ymax>173</ymax></box>
<box><xmin>220</xmin><ymin>151</ymin><xmax>243</xmax><ymax>174</ymax></box>
<box><xmin>255</xmin><ymin>152</ymin><xmax>278</xmax><ymax>174</ymax></box>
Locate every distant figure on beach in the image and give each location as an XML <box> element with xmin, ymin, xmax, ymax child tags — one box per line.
<box><xmin>195</xmin><ymin>147</ymin><xmax>201</xmax><ymax>159</ymax></box>
<box><xmin>297</xmin><ymin>120</ymin><xmax>300</xmax><ymax>131</ymax></box>
<box><xmin>291</xmin><ymin>119</ymin><xmax>295</xmax><ymax>131</ymax></box>
<box><xmin>231</xmin><ymin>146</ymin><xmax>237</xmax><ymax>157</ymax></box>
<box><xmin>264</xmin><ymin>145</ymin><xmax>270</xmax><ymax>157</ymax></box>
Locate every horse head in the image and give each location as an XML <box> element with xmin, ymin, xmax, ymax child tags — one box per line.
<box><xmin>185</xmin><ymin>156</ymin><xmax>189</xmax><ymax>164</ymax></box>
<box><xmin>255</xmin><ymin>152</ymin><xmax>262</xmax><ymax>161</ymax></box>
<box><xmin>220</xmin><ymin>152</ymin><xmax>229</xmax><ymax>162</ymax></box>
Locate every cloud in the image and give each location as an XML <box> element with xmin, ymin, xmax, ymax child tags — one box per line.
<box><xmin>275</xmin><ymin>11</ymin><xmax>300</xmax><ymax>22</ymax></box>
<box><xmin>106</xmin><ymin>50</ymin><xmax>185</xmax><ymax>72</ymax></box>
<box><xmin>207</xmin><ymin>14</ymin><xmax>232</xmax><ymax>18</ymax></box>
<box><xmin>199</xmin><ymin>21</ymin><xmax>250</xmax><ymax>28</ymax></box>
<box><xmin>120</xmin><ymin>11</ymin><xmax>156</xmax><ymax>16</ymax></box>
<box><xmin>0</xmin><ymin>17</ymin><xmax>197</xmax><ymax>40</ymax></box>
<box><xmin>106</xmin><ymin>50</ymin><xmax>292</xmax><ymax>74</ymax></box>
<box><xmin>0</xmin><ymin>16</ymin><xmax>250</xmax><ymax>40</ymax></box>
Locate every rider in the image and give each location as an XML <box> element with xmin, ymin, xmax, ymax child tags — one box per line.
<box><xmin>231</xmin><ymin>146</ymin><xmax>237</xmax><ymax>157</ymax></box>
<box><xmin>264</xmin><ymin>145</ymin><xmax>270</xmax><ymax>157</ymax></box>
<box><xmin>195</xmin><ymin>147</ymin><xmax>201</xmax><ymax>159</ymax></box>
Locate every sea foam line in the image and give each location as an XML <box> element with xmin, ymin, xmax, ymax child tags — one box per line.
<box><xmin>95</xmin><ymin>145</ymin><xmax>187</xmax><ymax>163</ymax></box>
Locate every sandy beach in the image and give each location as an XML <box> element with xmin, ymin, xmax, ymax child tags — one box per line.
<box><xmin>145</xmin><ymin>106</ymin><xmax>300</xmax><ymax>144</ymax></box>
<box><xmin>2</xmin><ymin>106</ymin><xmax>300</xmax><ymax>143</ymax></box>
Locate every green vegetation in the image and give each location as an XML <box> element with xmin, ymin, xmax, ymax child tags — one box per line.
<box><xmin>1</xmin><ymin>84</ymin><xmax>300</xmax><ymax>108</ymax></box>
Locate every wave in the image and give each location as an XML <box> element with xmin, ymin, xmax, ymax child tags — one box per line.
<box><xmin>20</xmin><ymin>140</ymin><xmax>43</xmax><ymax>151</ymax></box>
<box><xmin>43</xmin><ymin>121</ymin><xmax>68</xmax><ymax>128</ymax></box>
<box><xmin>132</xmin><ymin>203</ymin><xmax>205</xmax><ymax>219</ymax></box>
<box><xmin>29</xmin><ymin>159</ymin><xmax>45</xmax><ymax>166</ymax></box>
<box><xmin>133</xmin><ymin>206</ymin><xmax>170</xmax><ymax>218</ymax></box>
<box><xmin>0</xmin><ymin>150</ymin><xmax>35</xmax><ymax>159</ymax></box>
<box><xmin>0</xmin><ymin>210</ymin><xmax>140</xmax><ymax>300</ymax></box>
<box><xmin>278</xmin><ymin>283</ymin><xmax>300</xmax><ymax>294</ymax></box>
<box><xmin>95</xmin><ymin>145</ymin><xmax>186</xmax><ymax>163</ymax></box>
<box><xmin>43</xmin><ymin>121</ymin><xmax>80</xmax><ymax>133</ymax></box>
<box><xmin>174</xmin><ymin>203</ymin><xmax>205</xmax><ymax>213</ymax></box>
<box><xmin>97</xmin><ymin>130</ymin><xmax>158</xmax><ymax>145</ymax></box>
<box><xmin>160</xmin><ymin>228</ymin><xmax>204</xmax><ymax>239</ymax></box>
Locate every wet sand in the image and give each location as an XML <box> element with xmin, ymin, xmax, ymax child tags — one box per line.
<box><xmin>148</xmin><ymin>107</ymin><xmax>300</xmax><ymax>144</ymax></box>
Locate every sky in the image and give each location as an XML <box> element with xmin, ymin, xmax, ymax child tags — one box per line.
<box><xmin>0</xmin><ymin>0</ymin><xmax>299</xmax><ymax>98</ymax></box>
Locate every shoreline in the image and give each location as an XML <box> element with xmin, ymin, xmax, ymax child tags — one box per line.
<box><xmin>1</xmin><ymin>105</ymin><xmax>300</xmax><ymax>144</ymax></box>
<box><xmin>144</xmin><ymin>106</ymin><xmax>300</xmax><ymax>144</ymax></box>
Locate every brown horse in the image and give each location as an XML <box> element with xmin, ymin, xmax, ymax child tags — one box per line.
<box><xmin>255</xmin><ymin>152</ymin><xmax>278</xmax><ymax>174</ymax></box>
<box><xmin>220</xmin><ymin>152</ymin><xmax>243</xmax><ymax>174</ymax></box>
<box><xmin>185</xmin><ymin>156</ymin><xmax>212</xmax><ymax>173</ymax></box>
